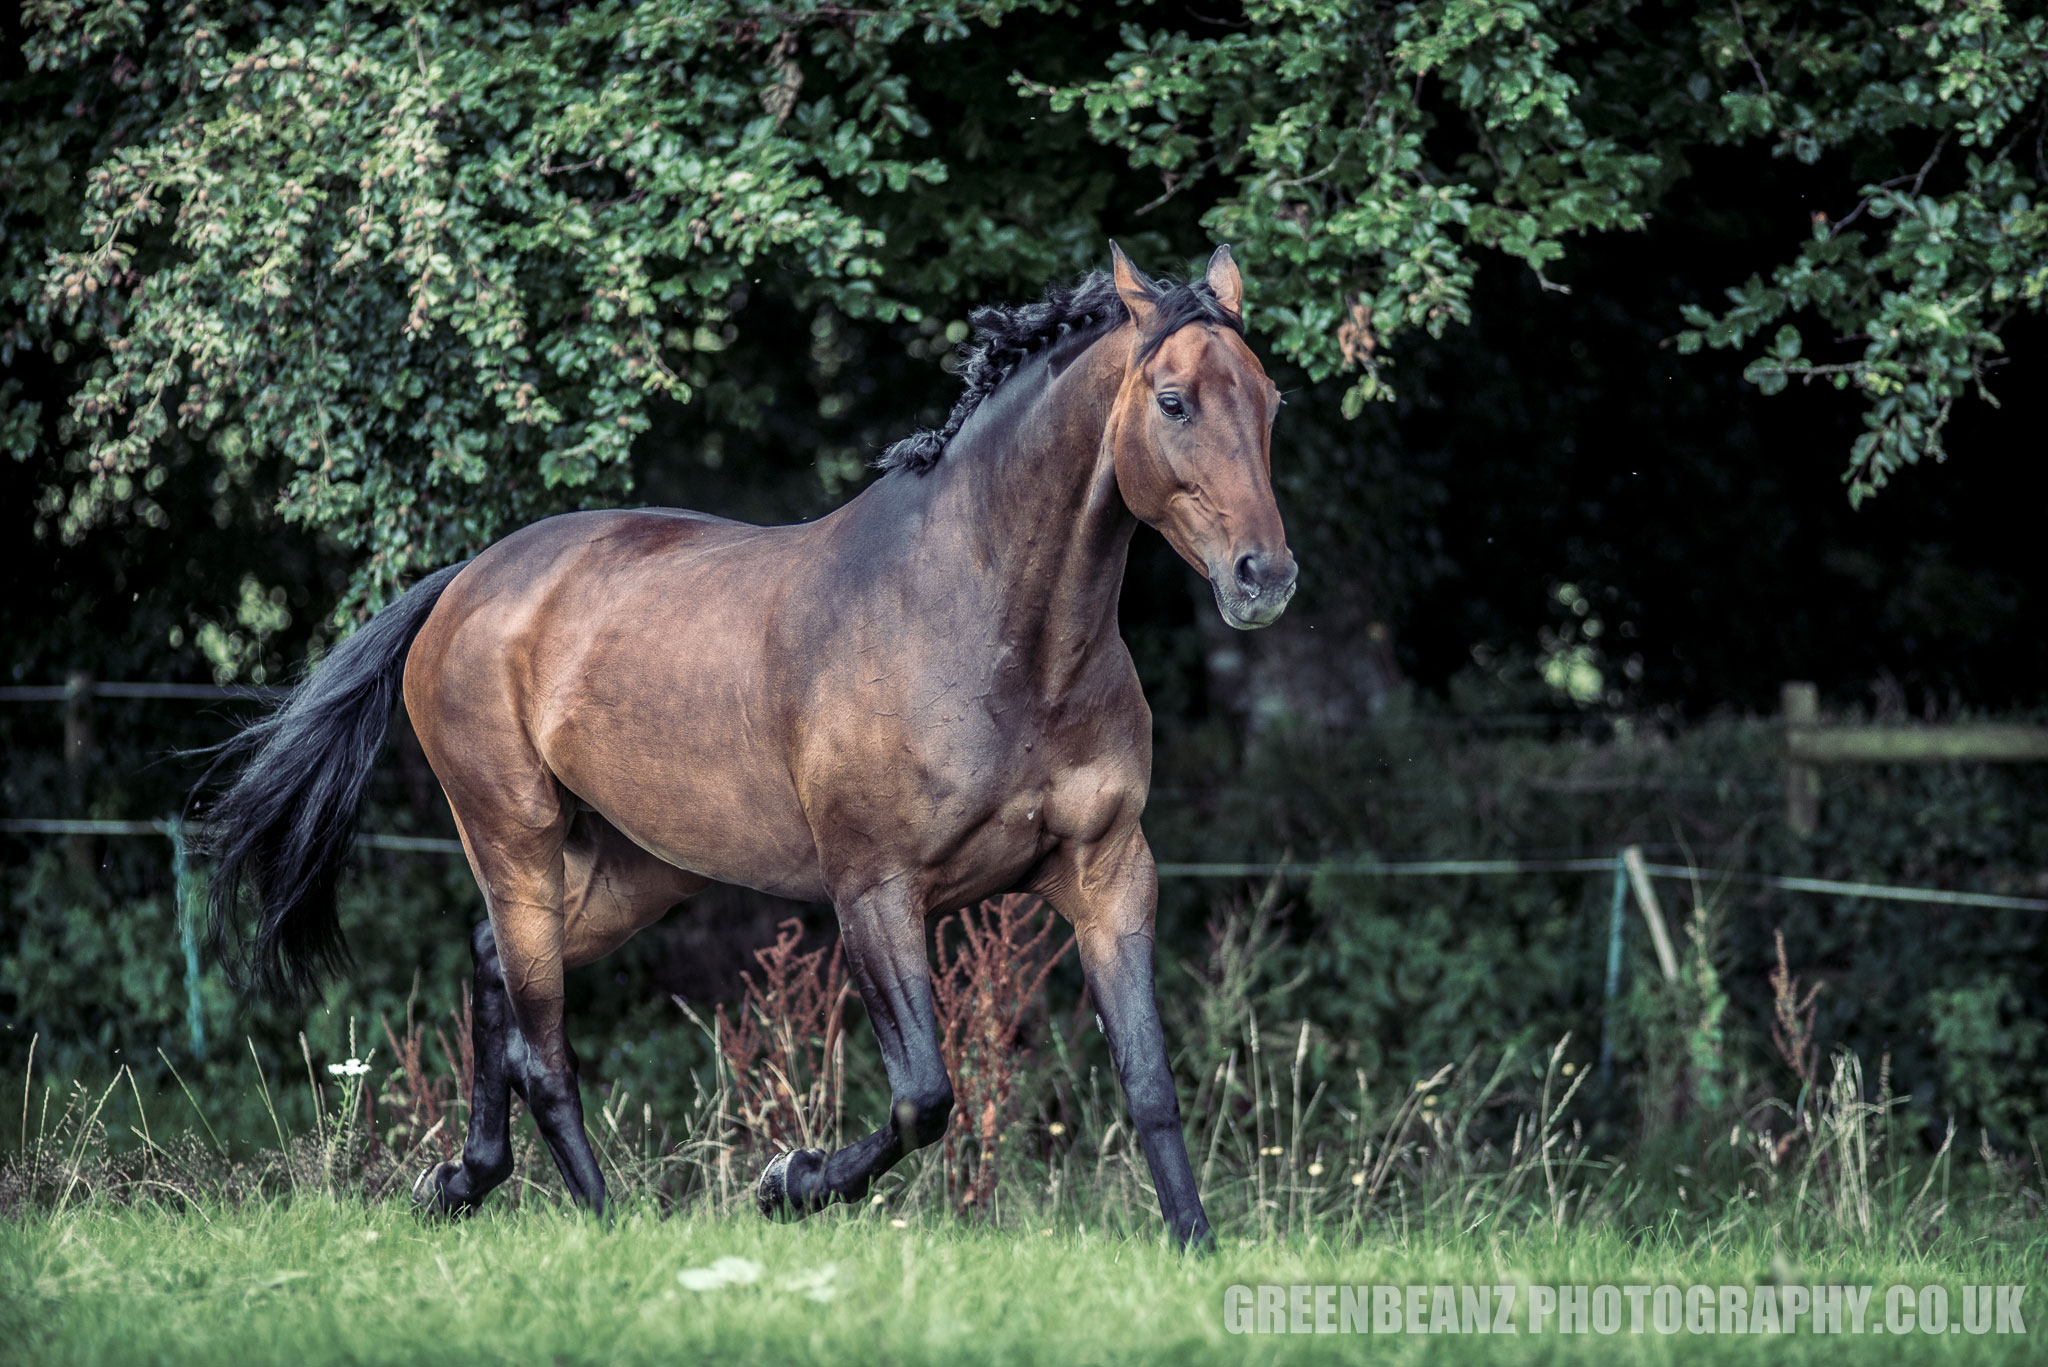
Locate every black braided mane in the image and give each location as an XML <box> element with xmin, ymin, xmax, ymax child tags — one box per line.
<box><xmin>877</xmin><ymin>268</ymin><xmax>1242</xmax><ymax>473</ymax></box>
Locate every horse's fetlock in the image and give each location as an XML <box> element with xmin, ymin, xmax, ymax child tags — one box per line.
<box><xmin>467</xmin><ymin>1145</ymin><xmax>513</xmax><ymax>1187</ymax></box>
<box><xmin>893</xmin><ymin>1082</ymin><xmax>955</xmax><ymax>1147</ymax></box>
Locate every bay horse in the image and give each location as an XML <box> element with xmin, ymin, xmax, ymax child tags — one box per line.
<box><xmin>198</xmin><ymin>243</ymin><xmax>1296</xmax><ymax>1248</ymax></box>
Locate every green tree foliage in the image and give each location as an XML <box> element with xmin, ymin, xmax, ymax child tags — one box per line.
<box><xmin>16</xmin><ymin>0</ymin><xmax>979</xmax><ymax>607</ymax></box>
<box><xmin>1672</xmin><ymin>0</ymin><xmax>2048</xmax><ymax>502</ymax></box>
<box><xmin>9</xmin><ymin>1</ymin><xmax>2044</xmax><ymax>619</ymax></box>
<box><xmin>1040</xmin><ymin>0</ymin><xmax>2047</xmax><ymax>499</ymax></box>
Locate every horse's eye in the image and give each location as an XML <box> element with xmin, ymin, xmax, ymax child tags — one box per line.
<box><xmin>1157</xmin><ymin>393</ymin><xmax>1187</xmax><ymax>420</ymax></box>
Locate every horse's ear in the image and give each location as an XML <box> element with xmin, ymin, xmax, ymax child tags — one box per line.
<box><xmin>1205</xmin><ymin>244</ymin><xmax>1244</xmax><ymax>320</ymax></box>
<box><xmin>1109</xmin><ymin>241</ymin><xmax>1159</xmax><ymax>334</ymax></box>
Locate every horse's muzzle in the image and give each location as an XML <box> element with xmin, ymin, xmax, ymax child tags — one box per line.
<box><xmin>1212</xmin><ymin>549</ymin><xmax>1298</xmax><ymax>630</ymax></box>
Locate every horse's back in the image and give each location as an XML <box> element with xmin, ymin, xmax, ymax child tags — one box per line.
<box><xmin>478</xmin><ymin>505</ymin><xmax>762</xmax><ymax>574</ymax></box>
<box><xmin>416</xmin><ymin>507</ymin><xmax>781</xmax><ymax>643</ymax></box>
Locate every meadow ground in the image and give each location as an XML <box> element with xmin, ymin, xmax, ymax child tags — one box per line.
<box><xmin>3</xmin><ymin>1191</ymin><xmax>2043</xmax><ymax>1365</ymax></box>
<box><xmin>5</xmin><ymin>906</ymin><xmax>2043</xmax><ymax>1364</ymax></box>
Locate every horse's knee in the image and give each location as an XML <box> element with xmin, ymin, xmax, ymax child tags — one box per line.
<box><xmin>892</xmin><ymin>1079</ymin><xmax>955</xmax><ymax>1149</ymax></box>
<box><xmin>1127</xmin><ymin>1084</ymin><xmax>1183</xmax><ymax>1141</ymax></box>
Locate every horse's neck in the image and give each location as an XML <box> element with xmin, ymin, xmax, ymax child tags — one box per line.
<box><xmin>927</xmin><ymin>331</ymin><xmax>1136</xmax><ymax>682</ymax></box>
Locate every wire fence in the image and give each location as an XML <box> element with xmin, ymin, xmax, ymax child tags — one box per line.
<box><xmin>9</xmin><ymin>814</ymin><xmax>2045</xmax><ymax>1067</ymax></box>
<box><xmin>8</xmin><ymin>816</ymin><xmax>2042</xmax><ymax>911</ymax></box>
<box><xmin>0</xmin><ymin>682</ymin><xmax>287</xmax><ymax>702</ymax></box>
<box><xmin>9</xmin><ymin>681</ymin><xmax>2046</xmax><ymax>1064</ymax></box>
<box><xmin>1</xmin><ymin>678</ymin><xmax>1654</xmax><ymax>722</ymax></box>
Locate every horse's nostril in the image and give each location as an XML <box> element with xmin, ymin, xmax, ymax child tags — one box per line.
<box><xmin>1235</xmin><ymin>553</ymin><xmax>1262</xmax><ymax>595</ymax></box>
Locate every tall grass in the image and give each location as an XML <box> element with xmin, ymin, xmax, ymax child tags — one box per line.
<box><xmin>6</xmin><ymin>897</ymin><xmax>2041</xmax><ymax>1259</ymax></box>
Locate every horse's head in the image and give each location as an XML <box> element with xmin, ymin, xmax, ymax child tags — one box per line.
<box><xmin>1107</xmin><ymin>243</ymin><xmax>1297</xmax><ymax>630</ymax></box>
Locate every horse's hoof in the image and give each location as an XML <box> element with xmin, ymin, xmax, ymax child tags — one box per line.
<box><xmin>412</xmin><ymin>1160</ymin><xmax>460</xmax><ymax>1215</ymax></box>
<box><xmin>756</xmin><ymin>1151</ymin><xmax>795</xmax><ymax>1219</ymax></box>
<box><xmin>755</xmin><ymin>1149</ymin><xmax>825</xmax><ymax>1220</ymax></box>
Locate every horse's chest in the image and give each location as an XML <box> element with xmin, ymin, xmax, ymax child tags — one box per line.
<box><xmin>803</xmin><ymin>681</ymin><xmax>1137</xmax><ymax>877</ymax></box>
<box><xmin>903</xmin><ymin>688</ymin><xmax>1129</xmax><ymax>809</ymax></box>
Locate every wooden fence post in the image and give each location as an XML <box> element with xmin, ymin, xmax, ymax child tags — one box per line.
<box><xmin>1782</xmin><ymin>681</ymin><xmax>1819</xmax><ymax>838</ymax></box>
<box><xmin>1622</xmin><ymin>845</ymin><xmax>1681</xmax><ymax>983</ymax></box>
<box><xmin>1782</xmin><ymin>681</ymin><xmax>2048</xmax><ymax>834</ymax></box>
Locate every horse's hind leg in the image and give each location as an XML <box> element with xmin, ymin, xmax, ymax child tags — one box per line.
<box><xmin>416</xmin><ymin>809</ymin><xmax>700</xmax><ymax>1216</ymax></box>
<box><xmin>411</xmin><ymin>769</ymin><xmax>608</xmax><ymax>1213</ymax></box>
<box><xmin>415</xmin><ymin>917</ymin><xmax>610</xmax><ymax>1216</ymax></box>
<box><xmin>414</xmin><ymin>921</ymin><xmax>522</xmax><ymax>1214</ymax></box>
<box><xmin>491</xmin><ymin>908</ymin><xmax>608</xmax><ymax>1216</ymax></box>
<box><xmin>414</xmin><ymin>913</ymin><xmax>605</xmax><ymax>1213</ymax></box>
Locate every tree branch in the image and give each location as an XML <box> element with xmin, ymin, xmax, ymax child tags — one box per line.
<box><xmin>1728</xmin><ymin>1</ymin><xmax>1771</xmax><ymax>97</ymax></box>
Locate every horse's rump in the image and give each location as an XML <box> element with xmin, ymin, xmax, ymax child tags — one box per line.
<box><xmin>404</xmin><ymin>507</ymin><xmax>828</xmax><ymax>901</ymax></box>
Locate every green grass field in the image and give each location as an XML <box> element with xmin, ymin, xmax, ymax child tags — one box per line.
<box><xmin>5</xmin><ymin>968</ymin><xmax>2043</xmax><ymax>1364</ymax></box>
<box><xmin>5</xmin><ymin>1189</ymin><xmax>2042</xmax><ymax>1365</ymax></box>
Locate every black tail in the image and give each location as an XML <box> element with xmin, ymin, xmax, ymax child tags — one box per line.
<box><xmin>193</xmin><ymin>562</ymin><xmax>469</xmax><ymax>1001</ymax></box>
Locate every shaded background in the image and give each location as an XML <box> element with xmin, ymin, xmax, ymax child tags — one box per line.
<box><xmin>4</xmin><ymin>1</ymin><xmax>2043</xmax><ymax>1158</ymax></box>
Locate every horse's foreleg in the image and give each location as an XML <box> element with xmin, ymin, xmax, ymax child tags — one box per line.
<box><xmin>757</xmin><ymin>886</ymin><xmax>953</xmax><ymax>1218</ymax></box>
<box><xmin>1043</xmin><ymin>825</ymin><xmax>1212</xmax><ymax>1250</ymax></box>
